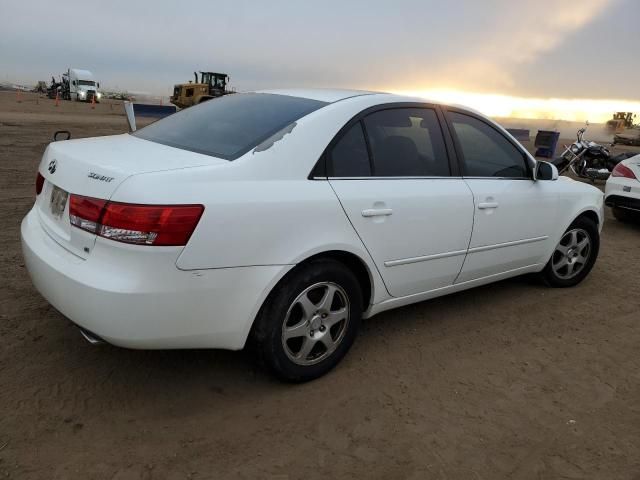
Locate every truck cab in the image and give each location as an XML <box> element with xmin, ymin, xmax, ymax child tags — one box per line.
<box><xmin>66</xmin><ymin>68</ymin><xmax>102</xmax><ymax>103</ymax></box>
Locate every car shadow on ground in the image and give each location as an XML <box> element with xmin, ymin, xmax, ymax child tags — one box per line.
<box><xmin>50</xmin><ymin>273</ymin><xmax>546</xmax><ymax>399</ymax></box>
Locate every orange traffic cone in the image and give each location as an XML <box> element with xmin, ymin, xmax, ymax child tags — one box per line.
<box><xmin>55</xmin><ymin>92</ymin><xmax>59</xmax><ymax>107</ymax></box>
<box><xmin>91</xmin><ymin>94</ymin><xmax>96</xmax><ymax>109</ymax></box>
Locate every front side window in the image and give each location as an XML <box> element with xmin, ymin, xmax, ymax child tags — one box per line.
<box><xmin>450</xmin><ymin>112</ymin><xmax>528</xmax><ymax>178</ymax></box>
<box><xmin>133</xmin><ymin>93</ymin><xmax>327</xmax><ymax>160</ymax></box>
<box><xmin>363</xmin><ymin>108</ymin><xmax>450</xmax><ymax>177</ymax></box>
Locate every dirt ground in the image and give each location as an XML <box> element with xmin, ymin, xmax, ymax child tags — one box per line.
<box><xmin>1</xmin><ymin>92</ymin><xmax>640</xmax><ymax>479</ymax></box>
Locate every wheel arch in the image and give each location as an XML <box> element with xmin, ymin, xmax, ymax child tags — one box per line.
<box><xmin>245</xmin><ymin>248</ymin><xmax>377</xmax><ymax>350</ymax></box>
<box><xmin>536</xmin><ymin>202</ymin><xmax>602</xmax><ymax>272</ymax></box>
<box><xmin>299</xmin><ymin>250</ymin><xmax>373</xmax><ymax>309</ymax></box>
<box><xmin>574</xmin><ymin>208</ymin><xmax>600</xmax><ymax>228</ymax></box>
<box><xmin>280</xmin><ymin>249</ymin><xmax>375</xmax><ymax>310</ymax></box>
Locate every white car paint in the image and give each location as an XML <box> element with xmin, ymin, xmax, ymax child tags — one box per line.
<box><xmin>605</xmin><ymin>154</ymin><xmax>640</xmax><ymax>214</ymax></box>
<box><xmin>330</xmin><ymin>178</ymin><xmax>474</xmax><ymax>297</ymax></box>
<box><xmin>21</xmin><ymin>89</ymin><xmax>604</xmax><ymax>350</ymax></box>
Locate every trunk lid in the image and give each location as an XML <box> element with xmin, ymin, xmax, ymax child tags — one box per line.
<box><xmin>36</xmin><ymin>134</ymin><xmax>227</xmax><ymax>258</ymax></box>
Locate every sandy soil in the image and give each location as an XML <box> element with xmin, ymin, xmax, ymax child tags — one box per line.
<box><xmin>1</xmin><ymin>92</ymin><xmax>640</xmax><ymax>479</ymax></box>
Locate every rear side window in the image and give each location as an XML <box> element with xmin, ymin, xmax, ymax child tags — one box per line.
<box><xmin>363</xmin><ymin>108</ymin><xmax>450</xmax><ymax>177</ymax></box>
<box><xmin>329</xmin><ymin>122</ymin><xmax>371</xmax><ymax>177</ymax></box>
<box><xmin>450</xmin><ymin>112</ymin><xmax>528</xmax><ymax>178</ymax></box>
<box><xmin>133</xmin><ymin>93</ymin><xmax>327</xmax><ymax>160</ymax></box>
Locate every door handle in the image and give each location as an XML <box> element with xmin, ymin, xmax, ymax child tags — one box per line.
<box><xmin>362</xmin><ymin>208</ymin><xmax>393</xmax><ymax>217</ymax></box>
<box><xmin>478</xmin><ymin>202</ymin><xmax>499</xmax><ymax>210</ymax></box>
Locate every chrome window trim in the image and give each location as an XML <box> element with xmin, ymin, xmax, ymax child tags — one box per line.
<box><xmin>324</xmin><ymin>176</ymin><xmax>463</xmax><ymax>180</ymax></box>
<box><xmin>319</xmin><ymin>176</ymin><xmax>533</xmax><ymax>181</ymax></box>
<box><xmin>461</xmin><ymin>176</ymin><xmax>534</xmax><ymax>181</ymax></box>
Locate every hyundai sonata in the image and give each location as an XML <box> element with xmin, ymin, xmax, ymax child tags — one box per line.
<box><xmin>21</xmin><ymin>89</ymin><xmax>604</xmax><ymax>381</ymax></box>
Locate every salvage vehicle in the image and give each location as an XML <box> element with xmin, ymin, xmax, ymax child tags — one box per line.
<box><xmin>605</xmin><ymin>155</ymin><xmax>640</xmax><ymax>222</ymax></box>
<box><xmin>21</xmin><ymin>90</ymin><xmax>604</xmax><ymax>382</ymax></box>
<box><xmin>552</xmin><ymin>125</ymin><xmax>636</xmax><ymax>181</ymax></box>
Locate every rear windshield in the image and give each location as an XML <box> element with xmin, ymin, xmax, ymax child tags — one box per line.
<box><xmin>133</xmin><ymin>93</ymin><xmax>328</xmax><ymax>160</ymax></box>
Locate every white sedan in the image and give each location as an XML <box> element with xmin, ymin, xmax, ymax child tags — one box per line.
<box><xmin>605</xmin><ymin>155</ymin><xmax>640</xmax><ymax>222</ymax></box>
<box><xmin>21</xmin><ymin>89</ymin><xmax>604</xmax><ymax>381</ymax></box>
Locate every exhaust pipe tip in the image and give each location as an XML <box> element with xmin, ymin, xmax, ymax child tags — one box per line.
<box><xmin>78</xmin><ymin>327</ymin><xmax>106</xmax><ymax>345</ymax></box>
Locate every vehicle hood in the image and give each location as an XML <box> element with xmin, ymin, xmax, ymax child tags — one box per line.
<box><xmin>40</xmin><ymin>133</ymin><xmax>227</xmax><ymax>199</ymax></box>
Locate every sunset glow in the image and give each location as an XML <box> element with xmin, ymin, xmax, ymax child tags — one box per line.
<box><xmin>393</xmin><ymin>89</ymin><xmax>640</xmax><ymax>124</ymax></box>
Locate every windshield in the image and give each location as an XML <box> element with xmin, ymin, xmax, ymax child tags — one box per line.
<box><xmin>78</xmin><ymin>80</ymin><xmax>96</xmax><ymax>86</ymax></box>
<box><xmin>133</xmin><ymin>93</ymin><xmax>328</xmax><ymax>160</ymax></box>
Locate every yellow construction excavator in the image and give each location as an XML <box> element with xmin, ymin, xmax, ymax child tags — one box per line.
<box><xmin>170</xmin><ymin>71</ymin><xmax>233</xmax><ymax>109</ymax></box>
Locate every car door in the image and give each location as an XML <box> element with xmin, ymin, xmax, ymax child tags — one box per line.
<box><xmin>326</xmin><ymin>106</ymin><xmax>474</xmax><ymax>297</ymax></box>
<box><xmin>443</xmin><ymin>109</ymin><xmax>560</xmax><ymax>283</ymax></box>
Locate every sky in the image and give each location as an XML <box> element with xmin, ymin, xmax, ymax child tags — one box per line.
<box><xmin>1</xmin><ymin>0</ymin><xmax>639</xmax><ymax>121</ymax></box>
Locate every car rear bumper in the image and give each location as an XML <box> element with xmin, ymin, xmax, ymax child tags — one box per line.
<box><xmin>605</xmin><ymin>177</ymin><xmax>640</xmax><ymax>212</ymax></box>
<box><xmin>605</xmin><ymin>194</ymin><xmax>640</xmax><ymax>212</ymax></box>
<box><xmin>21</xmin><ymin>207</ymin><xmax>290</xmax><ymax>350</ymax></box>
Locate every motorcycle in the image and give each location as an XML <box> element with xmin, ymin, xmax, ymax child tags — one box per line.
<box><xmin>552</xmin><ymin>124</ymin><xmax>636</xmax><ymax>181</ymax></box>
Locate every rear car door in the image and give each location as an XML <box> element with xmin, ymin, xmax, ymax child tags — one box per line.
<box><xmin>443</xmin><ymin>109</ymin><xmax>559</xmax><ymax>283</ymax></box>
<box><xmin>326</xmin><ymin>105</ymin><xmax>474</xmax><ymax>297</ymax></box>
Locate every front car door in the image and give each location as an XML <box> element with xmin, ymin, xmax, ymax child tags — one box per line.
<box><xmin>326</xmin><ymin>105</ymin><xmax>475</xmax><ymax>297</ymax></box>
<box><xmin>443</xmin><ymin>109</ymin><xmax>560</xmax><ymax>283</ymax></box>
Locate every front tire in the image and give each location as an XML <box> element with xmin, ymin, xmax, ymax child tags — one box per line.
<box><xmin>251</xmin><ymin>259</ymin><xmax>363</xmax><ymax>382</ymax></box>
<box><xmin>542</xmin><ymin>216</ymin><xmax>599</xmax><ymax>287</ymax></box>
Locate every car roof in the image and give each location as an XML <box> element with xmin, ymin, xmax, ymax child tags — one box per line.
<box><xmin>254</xmin><ymin>88</ymin><xmax>475</xmax><ymax>112</ymax></box>
<box><xmin>255</xmin><ymin>88</ymin><xmax>380</xmax><ymax>103</ymax></box>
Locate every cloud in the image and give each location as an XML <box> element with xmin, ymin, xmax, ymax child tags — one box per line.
<box><xmin>0</xmin><ymin>0</ymin><xmax>631</xmax><ymax>99</ymax></box>
<box><xmin>426</xmin><ymin>0</ymin><xmax>615</xmax><ymax>91</ymax></box>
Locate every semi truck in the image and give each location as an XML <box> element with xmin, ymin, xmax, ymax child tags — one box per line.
<box><xmin>61</xmin><ymin>68</ymin><xmax>102</xmax><ymax>102</ymax></box>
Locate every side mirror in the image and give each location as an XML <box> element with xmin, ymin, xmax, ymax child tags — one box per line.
<box><xmin>72</xmin><ymin>80</ymin><xmax>76</xmax><ymax>86</ymax></box>
<box><xmin>53</xmin><ymin>130</ymin><xmax>71</xmax><ymax>141</ymax></box>
<box><xmin>97</xmin><ymin>82</ymin><xmax>100</xmax><ymax>88</ymax></box>
<box><xmin>535</xmin><ymin>161</ymin><xmax>558</xmax><ymax>181</ymax></box>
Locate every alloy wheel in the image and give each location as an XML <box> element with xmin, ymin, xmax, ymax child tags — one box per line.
<box><xmin>281</xmin><ymin>282</ymin><xmax>350</xmax><ymax>366</ymax></box>
<box><xmin>551</xmin><ymin>228</ymin><xmax>591</xmax><ymax>280</ymax></box>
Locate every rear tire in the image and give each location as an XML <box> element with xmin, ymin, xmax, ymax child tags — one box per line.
<box><xmin>250</xmin><ymin>259</ymin><xmax>362</xmax><ymax>382</ymax></box>
<box><xmin>542</xmin><ymin>216</ymin><xmax>599</xmax><ymax>288</ymax></box>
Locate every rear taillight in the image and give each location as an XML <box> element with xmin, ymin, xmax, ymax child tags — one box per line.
<box><xmin>35</xmin><ymin>172</ymin><xmax>45</xmax><ymax>195</ymax></box>
<box><xmin>611</xmin><ymin>163</ymin><xmax>637</xmax><ymax>179</ymax></box>
<box><xmin>69</xmin><ymin>195</ymin><xmax>107</xmax><ymax>234</ymax></box>
<box><xmin>69</xmin><ymin>194</ymin><xmax>204</xmax><ymax>246</ymax></box>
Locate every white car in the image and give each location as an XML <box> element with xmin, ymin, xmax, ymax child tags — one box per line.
<box><xmin>604</xmin><ymin>155</ymin><xmax>640</xmax><ymax>221</ymax></box>
<box><xmin>21</xmin><ymin>89</ymin><xmax>604</xmax><ymax>381</ymax></box>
